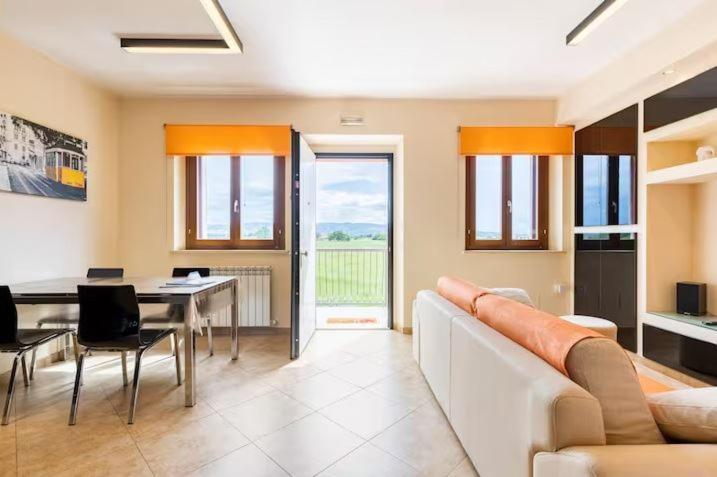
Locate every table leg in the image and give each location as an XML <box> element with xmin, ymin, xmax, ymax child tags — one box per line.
<box><xmin>184</xmin><ymin>301</ymin><xmax>196</xmax><ymax>407</ymax></box>
<box><xmin>231</xmin><ymin>281</ymin><xmax>239</xmax><ymax>360</ymax></box>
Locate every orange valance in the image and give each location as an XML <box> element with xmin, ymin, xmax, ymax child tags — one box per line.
<box><xmin>459</xmin><ymin>126</ymin><xmax>574</xmax><ymax>156</ymax></box>
<box><xmin>165</xmin><ymin>125</ymin><xmax>291</xmax><ymax>156</ymax></box>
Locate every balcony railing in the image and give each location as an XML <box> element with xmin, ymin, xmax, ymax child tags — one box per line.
<box><xmin>316</xmin><ymin>248</ymin><xmax>387</xmax><ymax>305</ymax></box>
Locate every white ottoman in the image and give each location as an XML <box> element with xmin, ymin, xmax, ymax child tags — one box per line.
<box><xmin>560</xmin><ymin>314</ymin><xmax>618</xmax><ymax>341</ymax></box>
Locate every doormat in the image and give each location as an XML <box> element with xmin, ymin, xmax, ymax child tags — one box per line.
<box><xmin>326</xmin><ymin>317</ymin><xmax>379</xmax><ymax>325</ymax></box>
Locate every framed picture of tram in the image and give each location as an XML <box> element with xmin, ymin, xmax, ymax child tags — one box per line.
<box><xmin>0</xmin><ymin>111</ymin><xmax>88</xmax><ymax>201</ymax></box>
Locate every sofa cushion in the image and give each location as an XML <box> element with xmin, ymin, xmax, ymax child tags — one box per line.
<box><xmin>566</xmin><ymin>338</ymin><xmax>665</xmax><ymax>445</ymax></box>
<box><xmin>437</xmin><ymin>276</ymin><xmax>491</xmax><ymax>315</ymax></box>
<box><xmin>472</xmin><ymin>293</ymin><xmax>600</xmax><ymax>375</ymax></box>
<box><xmin>490</xmin><ymin>288</ymin><xmax>534</xmax><ymax>307</ymax></box>
<box><xmin>647</xmin><ymin>388</ymin><xmax>717</xmax><ymax>443</ymax></box>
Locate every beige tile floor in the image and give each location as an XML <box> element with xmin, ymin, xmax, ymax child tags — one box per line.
<box><xmin>0</xmin><ymin>330</ymin><xmax>479</xmax><ymax>477</ymax></box>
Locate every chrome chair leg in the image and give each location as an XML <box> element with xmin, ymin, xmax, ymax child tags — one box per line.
<box><xmin>72</xmin><ymin>333</ymin><xmax>80</xmax><ymax>363</ymax></box>
<box><xmin>29</xmin><ymin>323</ymin><xmax>42</xmax><ymax>381</ymax></box>
<box><xmin>20</xmin><ymin>355</ymin><xmax>29</xmax><ymax>387</ymax></box>
<box><xmin>172</xmin><ymin>332</ymin><xmax>182</xmax><ymax>386</ymax></box>
<box><xmin>127</xmin><ymin>350</ymin><xmax>143</xmax><ymax>425</ymax></box>
<box><xmin>169</xmin><ymin>333</ymin><xmax>176</xmax><ymax>357</ymax></box>
<box><xmin>68</xmin><ymin>351</ymin><xmax>87</xmax><ymax>425</ymax></box>
<box><xmin>121</xmin><ymin>351</ymin><xmax>129</xmax><ymax>387</ymax></box>
<box><xmin>206</xmin><ymin>317</ymin><xmax>214</xmax><ymax>357</ymax></box>
<box><xmin>2</xmin><ymin>354</ymin><xmax>21</xmax><ymax>426</ymax></box>
<box><xmin>62</xmin><ymin>334</ymin><xmax>69</xmax><ymax>361</ymax></box>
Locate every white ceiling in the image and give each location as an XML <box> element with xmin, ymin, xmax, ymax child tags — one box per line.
<box><xmin>0</xmin><ymin>0</ymin><xmax>707</xmax><ymax>98</ymax></box>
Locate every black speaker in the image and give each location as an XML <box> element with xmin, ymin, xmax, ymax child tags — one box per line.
<box><xmin>676</xmin><ymin>282</ymin><xmax>707</xmax><ymax>316</ymax></box>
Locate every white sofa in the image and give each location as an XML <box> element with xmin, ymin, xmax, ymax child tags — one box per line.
<box><xmin>413</xmin><ymin>289</ymin><xmax>717</xmax><ymax>477</ymax></box>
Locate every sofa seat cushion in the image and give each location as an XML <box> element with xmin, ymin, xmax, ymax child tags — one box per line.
<box><xmin>647</xmin><ymin>388</ymin><xmax>717</xmax><ymax>443</ymax></box>
<box><xmin>437</xmin><ymin>276</ymin><xmax>491</xmax><ymax>315</ymax></box>
<box><xmin>472</xmin><ymin>293</ymin><xmax>600</xmax><ymax>375</ymax></box>
<box><xmin>567</xmin><ymin>338</ymin><xmax>665</xmax><ymax>445</ymax></box>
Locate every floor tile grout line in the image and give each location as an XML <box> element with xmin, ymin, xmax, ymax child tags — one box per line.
<box><xmin>309</xmin><ymin>438</ymin><xmax>367</xmax><ymax>477</ymax></box>
<box><xmin>252</xmin><ymin>441</ymin><xmax>293</xmax><ymax>476</ymax></box>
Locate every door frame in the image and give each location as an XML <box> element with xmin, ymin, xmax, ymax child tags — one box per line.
<box><xmin>290</xmin><ymin>129</ymin><xmax>301</xmax><ymax>359</ymax></box>
<box><xmin>313</xmin><ymin>152</ymin><xmax>394</xmax><ymax>330</ymax></box>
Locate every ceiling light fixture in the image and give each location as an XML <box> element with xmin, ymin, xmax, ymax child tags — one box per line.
<box><xmin>662</xmin><ymin>68</ymin><xmax>676</xmax><ymax>76</ymax></box>
<box><xmin>121</xmin><ymin>0</ymin><xmax>242</xmax><ymax>54</ymax></box>
<box><xmin>566</xmin><ymin>0</ymin><xmax>629</xmax><ymax>46</ymax></box>
<box><xmin>199</xmin><ymin>0</ymin><xmax>243</xmax><ymax>52</ymax></box>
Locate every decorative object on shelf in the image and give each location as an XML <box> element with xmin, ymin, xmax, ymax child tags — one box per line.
<box><xmin>696</xmin><ymin>146</ymin><xmax>715</xmax><ymax>161</ymax></box>
<box><xmin>677</xmin><ymin>282</ymin><xmax>707</xmax><ymax>317</ymax></box>
<box><xmin>0</xmin><ymin>111</ymin><xmax>88</xmax><ymax>201</ymax></box>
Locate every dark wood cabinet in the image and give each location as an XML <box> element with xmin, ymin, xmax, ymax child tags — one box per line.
<box><xmin>644</xmin><ymin>66</ymin><xmax>717</xmax><ymax>132</ymax></box>
<box><xmin>575</xmin><ymin>235</ymin><xmax>637</xmax><ymax>351</ymax></box>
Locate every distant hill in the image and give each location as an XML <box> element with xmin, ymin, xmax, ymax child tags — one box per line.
<box><xmin>317</xmin><ymin>222</ymin><xmax>386</xmax><ymax>237</ymax></box>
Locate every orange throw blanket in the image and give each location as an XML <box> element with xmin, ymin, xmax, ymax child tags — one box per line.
<box><xmin>436</xmin><ymin>276</ymin><xmax>492</xmax><ymax>315</ymax></box>
<box><xmin>437</xmin><ymin>276</ymin><xmax>600</xmax><ymax>376</ymax></box>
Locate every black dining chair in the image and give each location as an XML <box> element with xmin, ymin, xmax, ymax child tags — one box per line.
<box><xmin>142</xmin><ymin>267</ymin><xmax>216</xmax><ymax>356</ymax></box>
<box><xmin>0</xmin><ymin>286</ymin><xmax>76</xmax><ymax>426</ymax></box>
<box><xmin>30</xmin><ymin>268</ymin><xmax>124</xmax><ymax>379</ymax></box>
<box><xmin>69</xmin><ymin>285</ymin><xmax>181</xmax><ymax>425</ymax></box>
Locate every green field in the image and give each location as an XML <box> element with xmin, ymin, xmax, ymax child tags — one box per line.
<box><xmin>315</xmin><ymin>238</ymin><xmax>387</xmax><ymax>305</ymax></box>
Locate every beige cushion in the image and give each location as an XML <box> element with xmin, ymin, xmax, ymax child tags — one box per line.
<box><xmin>647</xmin><ymin>388</ymin><xmax>717</xmax><ymax>443</ymax></box>
<box><xmin>560</xmin><ymin>314</ymin><xmax>618</xmax><ymax>341</ymax></box>
<box><xmin>566</xmin><ymin>338</ymin><xmax>665</xmax><ymax>445</ymax></box>
<box><xmin>489</xmin><ymin>287</ymin><xmax>534</xmax><ymax>307</ymax></box>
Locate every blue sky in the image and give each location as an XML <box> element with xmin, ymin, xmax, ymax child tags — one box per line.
<box><xmin>316</xmin><ymin>160</ymin><xmax>388</xmax><ymax>224</ymax></box>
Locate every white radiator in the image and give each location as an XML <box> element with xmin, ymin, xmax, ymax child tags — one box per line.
<box><xmin>210</xmin><ymin>266</ymin><xmax>272</xmax><ymax>327</ymax></box>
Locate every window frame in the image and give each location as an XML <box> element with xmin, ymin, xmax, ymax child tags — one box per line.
<box><xmin>465</xmin><ymin>155</ymin><xmax>549</xmax><ymax>251</ymax></box>
<box><xmin>185</xmin><ymin>155</ymin><xmax>285</xmax><ymax>250</ymax></box>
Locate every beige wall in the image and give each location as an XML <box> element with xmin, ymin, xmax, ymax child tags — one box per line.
<box><xmin>119</xmin><ymin>98</ymin><xmax>573</xmax><ymax>330</ymax></box>
<box><xmin>0</xmin><ymin>34</ymin><xmax>120</xmax><ymax>370</ymax></box>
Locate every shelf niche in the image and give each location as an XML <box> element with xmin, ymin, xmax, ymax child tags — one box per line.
<box><xmin>646</xmin><ymin>119</ymin><xmax>717</xmax><ymax>317</ymax></box>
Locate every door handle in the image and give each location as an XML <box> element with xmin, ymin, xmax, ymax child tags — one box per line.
<box><xmin>233</xmin><ymin>200</ymin><xmax>239</xmax><ymax>213</ymax></box>
<box><xmin>300</xmin><ymin>250</ymin><xmax>308</xmax><ymax>257</ymax></box>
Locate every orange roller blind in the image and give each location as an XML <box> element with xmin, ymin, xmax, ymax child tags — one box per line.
<box><xmin>459</xmin><ymin>126</ymin><xmax>574</xmax><ymax>155</ymax></box>
<box><xmin>165</xmin><ymin>124</ymin><xmax>291</xmax><ymax>156</ymax></box>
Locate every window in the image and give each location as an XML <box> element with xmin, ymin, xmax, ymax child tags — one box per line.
<box><xmin>186</xmin><ymin>155</ymin><xmax>285</xmax><ymax>250</ymax></box>
<box><xmin>466</xmin><ymin>155</ymin><xmax>549</xmax><ymax>250</ymax></box>
<box><xmin>575</xmin><ymin>154</ymin><xmax>635</xmax><ymax>226</ymax></box>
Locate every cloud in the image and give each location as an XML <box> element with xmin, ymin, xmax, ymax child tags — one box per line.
<box><xmin>322</xmin><ymin>179</ymin><xmax>384</xmax><ymax>194</ymax></box>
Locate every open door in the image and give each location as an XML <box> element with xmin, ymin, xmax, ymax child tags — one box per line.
<box><xmin>290</xmin><ymin>130</ymin><xmax>317</xmax><ymax>358</ymax></box>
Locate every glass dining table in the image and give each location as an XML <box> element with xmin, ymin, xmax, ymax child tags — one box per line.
<box><xmin>9</xmin><ymin>275</ymin><xmax>239</xmax><ymax>407</ymax></box>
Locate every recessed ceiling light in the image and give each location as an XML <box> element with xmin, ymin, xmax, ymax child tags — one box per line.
<box><xmin>120</xmin><ymin>38</ymin><xmax>234</xmax><ymax>54</ymax></box>
<box><xmin>121</xmin><ymin>0</ymin><xmax>242</xmax><ymax>54</ymax></box>
<box><xmin>566</xmin><ymin>0</ymin><xmax>630</xmax><ymax>46</ymax></box>
<box><xmin>662</xmin><ymin>69</ymin><xmax>676</xmax><ymax>76</ymax></box>
<box><xmin>199</xmin><ymin>0</ymin><xmax>243</xmax><ymax>52</ymax></box>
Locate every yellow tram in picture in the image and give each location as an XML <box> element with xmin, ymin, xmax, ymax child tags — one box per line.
<box><xmin>44</xmin><ymin>143</ymin><xmax>86</xmax><ymax>188</ymax></box>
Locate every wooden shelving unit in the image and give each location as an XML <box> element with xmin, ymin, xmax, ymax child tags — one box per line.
<box><xmin>639</xmin><ymin>107</ymin><xmax>717</xmax><ymax>353</ymax></box>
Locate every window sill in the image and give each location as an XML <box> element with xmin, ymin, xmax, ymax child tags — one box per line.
<box><xmin>171</xmin><ymin>249</ymin><xmax>290</xmax><ymax>255</ymax></box>
<box><xmin>462</xmin><ymin>249</ymin><xmax>567</xmax><ymax>254</ymax></box>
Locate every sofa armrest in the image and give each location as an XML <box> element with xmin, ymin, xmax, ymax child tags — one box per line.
<box><xmin>534</xmin><ymin>444</ymin><xmax>717</xmax><ymax>477</ymax></box>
